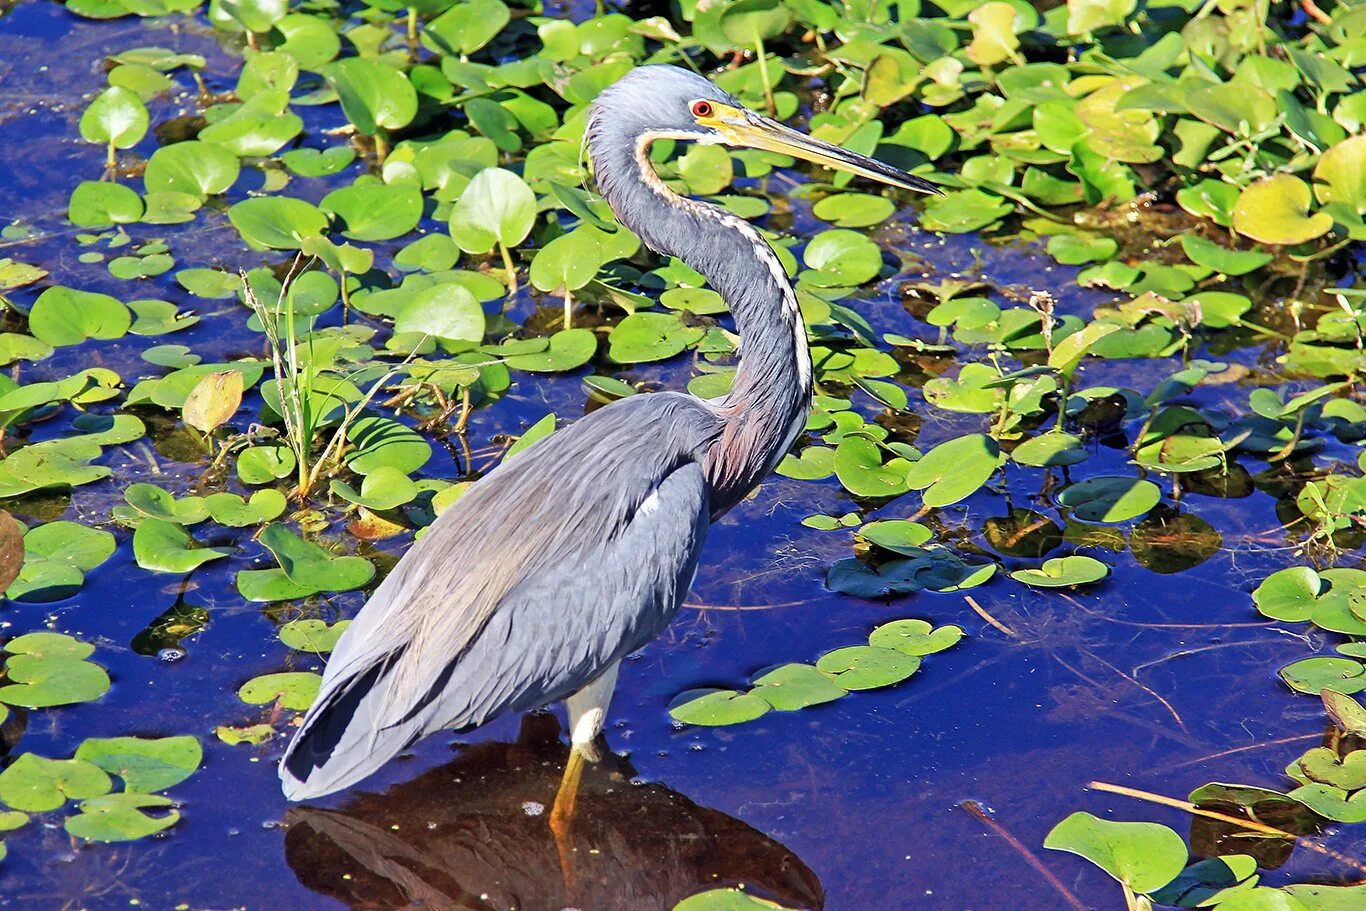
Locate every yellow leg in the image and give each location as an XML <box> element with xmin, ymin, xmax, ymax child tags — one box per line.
<box><xmin>549</xmin><ymin>745</ymin><xmax>587</xmax><ymax>890</ymax></box>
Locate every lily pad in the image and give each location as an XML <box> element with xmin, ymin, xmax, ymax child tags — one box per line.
<box><xmin>0</xmin><ymin>755</ymin><xmax>111</xmax><ymax>812</ymax></box>
<box><xmin>1010</xmin><ymin>555</ymin><xmax>1109</xmax><ymax>588</ymax></box>
<box><xmin>750</xmin><ymin>664</ymin><xmax>846</xmax><ymax>711</ymax></box>
<box><xmin>815</xmin><ymin>646</ymin><xmax>920</xmax><ymax>690</ymax></box>
<box><xmin>65</xmin><ymin>793</ymin><xmax>179</xmax><ymax>842</ymax></box>
<box><xmin>1057</xmin><ymin>476</ymin><xmax>1160</xmax><ymax>523</ymax></box>
<box><xmin>74</xmin><ymin>736</ymin><xmax>201</xmax><ymax>793</ymax></box>
<box><xmin>1044</xmin><ymin>812</ymin><xmax>1187</xmax><ymax>894</ymax></box>
<box><xmin>1232</xmin><ymin>175</ymin><xmax>1333</xmax><ymax>246</ymax></box>
<box><xmin>237</xmin><ymin>671</ymin><xmax>322</xmax><ymax>711</ymax></box>
<box><xmin>278</xmin><ymin>619</ymin><xmax>350</xmax><ymax>654</ymax></box>
<box><xmin>668</xmin><ymin>688</ymin><xmax>771</xmax><ymax>727</ymax></box>
<box><xmin>133</xmin><ymin>519</ymin><xmax>232</xmax><ymax>574</ymax></box>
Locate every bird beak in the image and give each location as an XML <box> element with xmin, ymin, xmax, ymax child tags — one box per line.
<box><xmin>697</xmin><ymin>103</ymin><xmax>943</xmax><ymax>196</ymax></box>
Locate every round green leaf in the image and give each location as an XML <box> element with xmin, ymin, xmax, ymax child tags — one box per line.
<box><xmin>1057</xmin><ymin>476</ymin><xmax>1161</xmax><ymax>523</ymax></box>
<box><xmin>79</xmin><ymin>87</ymin><xmax>148</xmax><ymax>149</ymax></box>
<box><xmin>228</xmin><ymin>197</ymin><xmax>329</xmax><ymax>251</ymax></box>
<box><xmin>322</xmin><ymin>57</ymin><xmax>417</xmax><ymax>136</ymax></box>
<box><xmin>750</xmin><ymin>663</ymin><xmax>846</xmax><ymax>711</ymax></box>
<box><xmin>815</xmin><ymin>646</ymin><xmax>921</xmax><ymax>690</ymax></box>
<box><xmin>1044</xmin><ymin>811</ymin><xmax>1188</xmax><ymax>894</ymax></box>
<box><xmin>1232</xmin><ymin>174</ymin><xmax>1333</xmax><ymax>246</ymax></box>
<box><xmin>68</xmin><ymin>181</ymin><xmax>144</xmax><ymax>228</ymax></box>
<box><xmin>449</xmin><ymin>168</ymin><xmax>536</xmax><ymax>254</ymax></box>
<box><xmin>237</xmin><ymin>671</ymin><xmax>322</xmax><ymax>710</ymax></box>
<box><xmin>668</xmin><ymin>688</ymin><xmax>771</xmax><ymax>727</ymax></box>
<box><xmin>1010</xmin><ymin>555</ymin><xmax>1109</xmax><ymax>587</ymax></box>
<box><xmin>143</xmin><ymin>141</ymin><xmax>240</xmax><ymax>200</ymax></box>
<box><xmin>74</xmin><ymin>736</ymin><xmax>202</xmax><ymax>793</ymax></box>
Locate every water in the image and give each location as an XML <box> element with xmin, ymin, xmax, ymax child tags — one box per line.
<box><xmin>0</xmin><ymin>3</ymin><xmax>1362</xmax><ymax>909</ymax></box>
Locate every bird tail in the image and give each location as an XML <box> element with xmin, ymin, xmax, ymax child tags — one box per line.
<box><xmin>279</xmin><ymin>652</ymin><xmax>421</xmax><ymax>801</ymax></box>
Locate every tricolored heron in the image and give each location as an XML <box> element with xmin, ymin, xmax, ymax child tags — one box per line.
<box><xmin>280</xmin><ymin>65</ymin><xmax>939</xmax><ymax>837</ymax></box>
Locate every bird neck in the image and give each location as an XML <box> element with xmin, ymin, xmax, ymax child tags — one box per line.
<box><xmin>594</xmin><ymin>132</ymin><xmax>813</xmax><ymax>507</ymax></box>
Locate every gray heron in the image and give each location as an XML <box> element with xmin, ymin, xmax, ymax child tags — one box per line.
<box><xmin>280</xmin><ymin>65</ymin><xmax>939</xmax><ymax>846</ymax></box>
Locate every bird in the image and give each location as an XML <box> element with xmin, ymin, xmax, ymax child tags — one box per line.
<box><xmin>279</xmin><ymin>65</ymin><xmax>940</xmax><ymax>836</ymax></box>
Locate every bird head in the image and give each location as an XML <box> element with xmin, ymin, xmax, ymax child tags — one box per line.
<box><xmin>588</xmin><ymin>65</ymin><xmax>942</xmax><ymax>196</ymax></box>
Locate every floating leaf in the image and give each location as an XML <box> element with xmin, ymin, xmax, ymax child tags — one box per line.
<box><xmin>815</xmin><ymin>646</ymin><xmax>920</xmax><ymax>690</ymax></box>
<box><xmin>868</xmin><ymin>620</ymin><xmax>963</xmax><ymax>657</ymax></box>
<box><xmin>278</xmin><ymin>619</ymin><xmax>350</xmax><ymax>654</ymax></box>
<box><xmin>182</xmin><ymin>370</ymin><xmax>243</xmax><ymax>434</ymax></box>
<box><xmin>65</xmin><ymin>793</ymin><xmax>179</xmax><ymax>842</ymax></box>
<box><xmin>0</xmin><ymin>755</ymin><xmax>111</xmax><ymax>812</ymax></box>
<box><xmin>1057</xmin><ymin>476</ymin><xmax>1160</xmax><ymax>522</ymax></box>
<box><xmin>28</xmin><ymin>286</ymin><xmax>130</xmax><ymax>347</ymax></box>
<box><xmin>905</xmin><ymin>434</ymin><xmax>1001</xmax><ymax>507</ymax></box>
<box><xmin>1011</xmin><ymin>555</ymin><xmax>1109</xmax><ymax>588</ymax></box>
<box><xmin>1232</xmin><ymin>175</ymin><xmax>1333</xmax><ymax>246</ymax></box>
<box><xmin>669</xmin><ymin>688</ymin><xmax>771</xmax><ymax>726</ymax></box>
<box><xmin>133</xmin><ymin>519</ymin><xmax>232</xmax><ymax>574</ymax></box>
<box><xmin>1044</xmin><ymin>812</ymin><xmax>1187</xmax><ymax>894</ymax></box>
<box><xmin>750</xmin><ymin>664</ymin><xmax>846</xmax><ymax>711</ymax></box>
<box><xmin>449</xmin><ymin>168</ymin><xmax>536</xmax><ymax>255</ymax></box>
<box><xmin>74</xmin><ymin>736</ymin><xmax>201</xmax><ymax>793</ymax></box>
<box><xmin>322</xmin><ymin>57</ymin><xmax>418</xmax><ymax>136</ymax></box>
<box><xmin>79</xmin><ymin>86</ymin><xmax>147</xmax><ymax>151</ymax></box>
<box><xmin>237</xmin><ymin>671</ymin><xmax>322</xmax><ymax>711</ymax></box>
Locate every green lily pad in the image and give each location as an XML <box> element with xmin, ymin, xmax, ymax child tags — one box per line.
<box><xmin>28</xmin><ymin>286</ymin><xmax>130</xmax><ymax>347</ymax></box>
<box><xmin>68</xmin><ymin>180</ymin><xmax>144</xmax><ymax>228</ymax></box>
<box><xmin>79</xmin><ymin>86</ymin><xmax>147</xmax><ymax>151</ymax></box>
<box><xmin>321</xmin><ymin>57</ymin><xmax>417</xmax><ymax>136</ymax></box>
<box><xmin>802</xmin><ymin>229</ymin><xmax>883</xmax><ymax>286</ymax></box>
<box><xmin>1044</xmin><ymin>812</ymin><xmax>1187</xmax><ymax>894</ymax></box>
<box><xmin>503</xmin><ymin>328</ymin><xmax>597</xmax><ymax>373</ymax></box>
<box><xmin>278</xmin><ymin>619</ymin><xmax>350</xmax><ymax>654</ymax></box>
<box><xmin>133</xmin><ymin>519</ymin><xmax>232</xmax><ymax>574</ymax></box>
<box><xmin>346</xmin><ymin>415</ymin><xmax>432</xmax><ymax>476</ymax></box>
<box><xmin>750</xmin><ymin>663</ymin><xmax>846</xmax><ymax>711</ymax></box>
<box><xmin>1010</xmin><ymin>555</ymin><xmax>1109</xmax><ymax>588</ymax></box>
<box><xmin>1253</xmin><ymin>567</ymin><xmax>1324</xmax><ymax>622</ymax></box>
<box><xmin>228</xmin><ymin>197</ymin><xmax>329</xmax><ymax>251</ymax></box>
<box><xmin>321</xmin><ymin>182</ymin><xmax>423</xmax><ymax>242</ymax></box>
<box><xmin>815</xmin><ymin>645</ymin><xmax>921</xmax><ymax>690</ymax></box>
<box><xmin>65</xmin><ymin>793</ymin><xmax>179</xmax><ymax>842</ymax></box>
<box><xmin>921</xmin><ymin>189</ymin><xmax>1013</xmax><ymax>233</ymax></box>
<box><xmin>330</xmin><ymin>465</ymin><xmax>419</xmax><ymax>510</ymax></box>
<box><xmin>1232</xmin><ymin>175</ymin><xmax>1333</xmax><ymax>246</ymax></box>
<box><xmin>905</xmin><ymin>434</ymin><xmax>1001</xmax><ymax>507</ymax></box>
<box><xmin>834</xmin><ymin>437</ymin><xmax>913</xmax><ymax>498</ymax></box>
<box><xmin>1012</xmin><ymin>432</ymin><xmax>1089</xmax><ymax>467</ymax></box>
<box><xmin>203</xmin><ymin>490</ymin><xmax>287</xmax><ymax>527</ymax></box>
<box><xmin>237</xmin><ymin>671</ymin><xmax>321</xmax><ymax>711</ymax></box>
<box><xmin>1279</xmin><ymin>656</ymin><xmax>1366</xmax><ymax>695</ymax></box>
<box><xmin>858</xmin><ymin>520</ymin><xmax>933</xmax><ymax>554</ymax></box>
<box><xmin>669</xmin><ymin>688</ymin><xmax>771</xmax><ymax>727</ymax></box>
<box><xmin>868</xmin><ymin>619</ymin><xmax>964</xmax><ymax>656</ymax></box>
<box><xmin>1057</xmin><ymin>476</ymin><xmax>1160</xmax><ymax>522</ymax></box>
<box><xmin>449</xmin><ymin>167</ymin><xmax>536</xmax><ymax>255</ymax></box>
<box><xmin>1180</xmin><ymin>235</ymin><xmax>1273</xmax><ymax>276</ymax></box>
<box><xmin>74</xmin><ymin>736</ymin><xmax>201</xmax><ymax>793</ymax></box>
<box><xmin>0</xmin><ymin>755</ymin><xmax>111</xmax><ymax>812</ymax></box>
<box><xmin>237</xmin><ymin>444</ymin><xmax>297</xmax><ymax>485</ymax></box>
<box><xmin>143</xmin><ymin>141</ymin><xmax>239</xmax><ymax>200</ymax></box>
<box><xmin>608</xmin><ymin>312</ymin><xmax>705</xmax><ymax>364</ymax></box>
<box><xmin>238</xmin><ymin>523</ymin><xmax>374</xmax><ymax>602</ymax></box>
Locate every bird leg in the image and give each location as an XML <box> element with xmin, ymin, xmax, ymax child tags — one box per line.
<box><xmin>549</xmin><ymin>661</ymin><xmax>620</xmax><ymax>892</ymax></box>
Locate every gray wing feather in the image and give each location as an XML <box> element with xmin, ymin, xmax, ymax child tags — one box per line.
<box><xmin>280</xmin><ymin>394</ymin><xmax>717</xmax><ymax>799</ymax></box>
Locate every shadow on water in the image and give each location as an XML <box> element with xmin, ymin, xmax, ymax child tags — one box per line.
<box><xmin>284</xmin><ymin>714</ymin><xmax>824</xmax><ymax>911</ymax></box>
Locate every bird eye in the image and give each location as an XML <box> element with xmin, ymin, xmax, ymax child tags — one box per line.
<box><xmin>690</xmin><ymin>100</ymin><xmax>713</xmax><ymax>118</ymax></box>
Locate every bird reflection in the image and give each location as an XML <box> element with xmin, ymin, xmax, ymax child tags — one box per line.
<box><xmin>283</xmin><ymin>714</ymin><xmax>824</xmax><ymax>911</ymax></box>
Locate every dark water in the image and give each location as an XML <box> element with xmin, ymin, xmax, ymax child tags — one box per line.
<box><xmin>0</xmin><ymin>3</ymin><xmax>1361</xmax><ymax>910</ymax></box>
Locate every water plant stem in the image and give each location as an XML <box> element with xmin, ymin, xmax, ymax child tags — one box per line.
<box><xmin>754</xmin><ymin>33</ymin><xmax>776</xmax><ymax>117</ymax></box>
<box><xmin>1088</xmin><ymin>781</ymin><xmax>1366</xmax><ymax>875</ymax></box>
<box><xmin>499</xmin><ymin>242</ymin><xmax>518</xmax><ymax>295</ymax></box>
<box><xmin>960</xmin><ymin>801</ymin><xmax>1089</xmax><ymax>911</ymax></box>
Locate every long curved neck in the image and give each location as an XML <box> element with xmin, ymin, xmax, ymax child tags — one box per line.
<box><xmin>593</xmin><ymin>132</ymin><xmax>813</xmax><ymax>509</ymax></box>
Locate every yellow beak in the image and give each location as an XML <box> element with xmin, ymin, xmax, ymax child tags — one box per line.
<box><xmin>697</xmin><ymin>103</ymin><xmax>942</xmax><ymax>196</ymax></box>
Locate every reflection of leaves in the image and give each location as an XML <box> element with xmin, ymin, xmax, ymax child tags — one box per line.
<box><xmin>1128</xmin><ymin>509</ymin><xmax>1221</xmax><ymax>574</ymax></box>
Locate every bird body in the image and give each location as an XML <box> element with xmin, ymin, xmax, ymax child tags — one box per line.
<box><xmin>280</xmin><ymin>65</ymin><xmax>938</xmax><ymax>801</ymax></box>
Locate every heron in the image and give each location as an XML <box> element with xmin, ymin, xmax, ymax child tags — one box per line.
<box><xmin>280</xmin><ymin>65</ymin><xmax>939</xmax><ymax>841</ymax></box>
